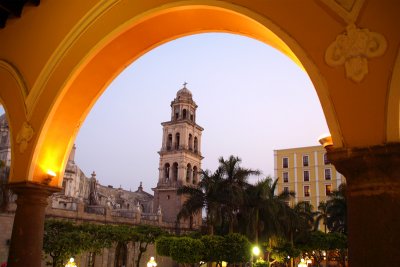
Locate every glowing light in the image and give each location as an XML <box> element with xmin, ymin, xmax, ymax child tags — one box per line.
<box><xmin>47</xmin><ymin>170</ymin><xmax>57</xmax><ymax>177</ymax></box>
<box><xmin>298</xmin><ymin>258</ymin><xmax>307</xmax><ymax>267</ymax></box>
<box><xmin>252</xmin><ymin>246</ymin><xmax>260</xmax><ymax>256</ymax></box>
<box><xmin>147</xmin><ymin>256</ymin><xmax>157</xmax><ymax>267</ymax></box>
<box><xmin>65</xmin><ymin>258</ymin><xmax>77</xmax><ymax>267</ymax></box>
<box><xmin>318</xmin><ymin>133</ymin><xmax>333</xmax><ymax>148</ymax></box>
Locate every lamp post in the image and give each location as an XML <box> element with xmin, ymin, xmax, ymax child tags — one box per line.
<box><xmin>251</xmin><ymin>246</ymin><xmax>260</xmax><ymax>266</ymax></box>
<box><xmin>298</xmin><ymin>258</ymin><xmax>307</xmax><ymax>267</ymax></box>
<box><xmin>147</xmin><ymin>256</ymin><xmax>157</xmax><ymax>267</ymax></box>
<box><xmin>65</xmin><ymin>258</ymin><xmax>77</xmax><ymax>267</ymax></box>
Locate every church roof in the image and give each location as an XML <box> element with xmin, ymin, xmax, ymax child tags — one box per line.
<box><xmin>176</xmin><ymin>83</ymin><xmax>192</xmax><ymax>98</ymax></box>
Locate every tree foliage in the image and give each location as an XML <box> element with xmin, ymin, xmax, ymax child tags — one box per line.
<box><xmin>169</xmin><ymin>237</ymin><xmax>204</xmax><ymax>265</ymax></box>
<box><xmin>201</xmin><ymin>235</ymin><xmax>225</xmax><ymax>264</ymax></box>
<box><xmin>43</xmin><ymin>220</ymin><xmax>166</xmax><ymax>267</ymax></box>
<box><xmin>133</xmin><ymin>225</ymin><xmax>167</xmax><ymax>267</ymax></box>
<box><xmin>222</xmin><ymin>233</ymin><xmax>251</xmax><ymax>264</ymax></box>
<box><xmin>43</xmin><ymin>220</ymin><xmax>92</xmax><ymax>267</ymax></box>
<box><xmin>155</xmin><ymin>236</ymin><xmax>173</xmax><ymax>257</ymax></box>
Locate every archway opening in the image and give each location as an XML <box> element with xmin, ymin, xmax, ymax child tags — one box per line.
<box><xmin>26</xmin><ymin>4</ymin><xmax>339</xmax><ymax>193</ymax></box>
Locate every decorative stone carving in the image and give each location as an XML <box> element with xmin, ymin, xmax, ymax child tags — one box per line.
<box><xmin>16</xmin><ymin>121</ymin><xmax>34</xmax><ymax>153</ymax></box>
<box><xmin>325</xmin><ymin>23</ymin><xmax>387</xmax><ymax>82</ymax></box>
<box><xmin>320</xmin><ymin>0</ymin><xmax>365</xmax><ymax>24</ymax></box>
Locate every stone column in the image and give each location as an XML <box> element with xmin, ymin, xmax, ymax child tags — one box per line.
<box><xmin>7</xmin><ymin>182</ymin><xmax>59</xmax><ymax>267</ymax></box>
<box><xmin>327</xmin><ymin>143</ymin><xmax>400</xmax><ymax>267</ymax></box>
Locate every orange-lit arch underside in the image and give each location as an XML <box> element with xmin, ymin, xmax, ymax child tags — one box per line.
<box><xmin>30</xmin><ymin>6</ymin><xmax>309</xmax><ymax>186</ymax></box>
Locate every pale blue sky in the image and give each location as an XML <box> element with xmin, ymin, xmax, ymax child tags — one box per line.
<box><xmin>1</xmin><ymin>33</ymin><xmax>329</xmax><ymax>192</ymax></box>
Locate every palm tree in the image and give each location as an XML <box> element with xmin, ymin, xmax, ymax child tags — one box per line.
<box><xmin>314</xmin><ymin>201</ymin><xmax>329</xmax><ymax>233</ymax></box>
<box><xmin>280</xmin><ymin>200</ymin><xmax>315</xmax><ymax>251</ymax></box>
<box><xmin>177</xmin><ymin>169</ymin><xmax>223</xmax><ymax>235</ymax></box>
<box><xmin>217</xmin><ymin>155</ymin><xmax>260</xmax><ymax>233</ymax></box>
<box><xmin>247</xmin><ymin>177</ymin><xmax>295</xmax><ymax>242</ymax></box>
<box><xmin>326</xmin><ymin>183</ymin><xmax>347</xmax><ymax>234</ymax></box>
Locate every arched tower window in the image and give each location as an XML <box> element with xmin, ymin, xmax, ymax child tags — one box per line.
<box><xmin>183</xmin><ymin>109</ymin><xmax>187</xmax><ymax>119</ymax></box>
<box><xmin>167</xmin><ymin>134</ymin><xmax>172</xmax><ymax>150</ymax></box>
<box><xmin>194</xmin><ymin>137</ymin><xmax>198</xmax><ymax>153</ymax></box>
<box><xmin>175</xmin><ymin>133</ymin><xmax>180</xmax><ymax>149</ymax></box>
<box><xmin>172</xmin><ymin>162</ymin><xmax>178</xmax><ymax>181</ymax></box>
<box><xmin>174</xmin><ymin>107</ymin><xmax>179</xmax><ymax>120</ymax></box>
<box><xmin>164</xmin><ymin>163</ymin><xmax>170</xmax><ymax>181</ymax></box>
<box><xmin>188</xmin><ymin>134</ymin><xmax>193</xmax><ymax>150</ymax></box>
<box><xmin>193</xmin><ymin>166</ymin><xmax>198</xmax><ymax>184</ymax></box>
<box><xmin>190</xmin><ymin>112</ymin><xmax>194</xmax><ymax>121</ymax></box>
<box><xmin>186</xmin><ymin>163</ymin><xmax>192</xmax><ymax>183</ymax></box>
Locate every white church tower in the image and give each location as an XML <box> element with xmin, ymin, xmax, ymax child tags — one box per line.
<box><xmin>153</xmin><ymin>83</ymin><xmax>203</xmax><ymax>226</ymax></box>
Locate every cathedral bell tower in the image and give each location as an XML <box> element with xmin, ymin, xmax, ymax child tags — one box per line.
<box><xmin>153</xmin><ymin>83</ymin><xmax>203</xmax><ymax>227</ymax></box>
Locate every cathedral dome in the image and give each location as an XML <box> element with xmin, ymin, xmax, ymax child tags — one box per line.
<box><xmin>176</xmin><ymin>83</ymin><xmax>192</xmax><ymax>98</ymax></box>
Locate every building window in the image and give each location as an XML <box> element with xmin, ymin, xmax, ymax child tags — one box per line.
<box><xmin>174</xmin><ymin>107</ymin><xmax>179</xmax><ymax>120</ymax></box>
<box><xmin>303</xmin><ymin>155</ymin><xmax>309</xmax><ymax>167</ymax></box>
<box><xmin>188</xmin><ymin>134</ymin><xmax>193</xmax><ymax>150</ymax></box>
<box><xmin>186</xmin><ymin>164</ymin><xmax>192</xmax><ymax>183</ymax></box>
<box><xmin>183</xmin><ymin>109</ymin><xmax>187</xmax><ymax>119</ymax></box>
<box><xmin>282</xmin><ymin>157</ymin><xmax>289</xmax><ymax>168</ymax></box>
<box><xmin>304</xmin><ymin>186</ymin><xmax>310</xmax><ymax>197</ymax></box>
<box><xmin>175</xmin><ymin>133</ymin><xmax>180</xmax><ymax>149</ymax></box>
<box><xmin>167</xmin><ymin>134</ymin><xmax>172</xmax><ymax>150</ymax></box>
<box><xmin>192</xmin><ymin>166</ymin><xmax>198</xmax><ymax>184</ymax></box>
<box><xmin>325</xmin><ymin>168</ymin><xmax>331</xmax><ymax>180</ymax></box>
<box><xmin>283</xmin><ymin>186</ymin><xmax>289</xmax><ymax>193</ymax></box>
<box><xmin>172</xmin><ymin>162</ymin><xmax>178</xmax><ymax>181</ymax></box>
<box><xmin>303</xmin><ymin>170</ymin><xmax>310</xmax><ymax>182</ymax></box>
<box><xmin>325</xmin><ymin>184</ymin><xmax>332</xmax><ymax>196</ymax></box>
<box><xmin>164</xmin><ymin>163</ymin><xmax>170</xmax><ymax>181</ymax></box>
<box><xmin>283</xmin><ymin>172</ymin><xmax>289</xmax><ymax>183</ymax></box>
<box><xmin>324</xmin><ymin>153</ymin><xmax>330</xmax><ymax>165</ymax></box>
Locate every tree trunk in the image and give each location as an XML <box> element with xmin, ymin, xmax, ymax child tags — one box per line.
<box><xmin>136</xmin><ymin>243</ymin><xmax>148</xmax><ymax>267</ymax></box>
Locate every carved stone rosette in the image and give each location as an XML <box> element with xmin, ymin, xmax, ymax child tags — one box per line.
<box><xmin>325</xmin><ymin>23</ymin><xmax>387</xmax><ymax>82</ymax></box>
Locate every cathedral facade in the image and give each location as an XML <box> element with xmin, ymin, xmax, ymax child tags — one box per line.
<box><xmin>0</xmin><ymin>85</ymin><xmax>203</xmax><ymax>266</ymax></box>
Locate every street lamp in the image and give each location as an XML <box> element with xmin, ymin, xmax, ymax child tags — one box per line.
<box><xmin>251</xmin><ymin>246</ymin><xmax>260</xmax><ymax>266</ymax></box>
<box><xmin>147</xmin><ymin>256</ymin><xmax>157</xmax><ymax>267</ymax></box>
<box><xmin>298</xmin><ymin>258</ymin><xmax>307</xmax><ymax>267</ymax></box>
<box><xmin>65</xmin><ymin>258</ymin><xmax>77</xmax><ymax>267</ymax></box>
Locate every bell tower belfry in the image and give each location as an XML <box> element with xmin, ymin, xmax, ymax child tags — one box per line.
<box><xmin>153</xmin><ymin>83</ymin><xmax>204</xmax><ymax>227</ymax></box>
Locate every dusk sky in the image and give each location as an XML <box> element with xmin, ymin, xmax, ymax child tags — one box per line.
<box><xmin>1</xmin><ymin>33</ymin><xmax>329</xmax><ymax>192</ymax></box>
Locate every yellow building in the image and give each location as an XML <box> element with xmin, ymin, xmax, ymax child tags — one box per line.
<box><xmin>274</xmin><ymin>145</ymin><xmax>346</xmax><ymax>209</ymax></box>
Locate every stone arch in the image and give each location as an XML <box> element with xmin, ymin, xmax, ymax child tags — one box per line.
<box><xmin>24</xmin><ymin>1</ymin><xmax>342</xmax><ymax>187</ymax></box>
<box><xmin>175</xmin><ymin>132</ymin><xmax>180</xmax><ymax>149</ymax></box>
<box><xmin>186</xmin><ymin>163</ymin><xmax>192</xmax><ymax>183</ymax></box>
<box><xmin>387</xmin><ymin>49</ymin><xmax>400</xmax><ymax>142</ymax></box>
<box><xmin>188</xmin><ymin>133</ymin><xmax>193</xmax><ymax>150</ymax></box>
<box><xmin>172</xmin><ymin>162</ymin><xmax>178</xmax><ymax>181</ymax></box>
<box><xmin>167</xmin><ymin>134</ymin><xmax>172</xmax><ymax>150</ymax></box>
<box><xmin>192</xmin><ymin>166</ymin><xmax>198</xmax><ymax>184</ymax></box>
<box><xmin>0</xmin><ymin>60</ymin><xmax>29</xmax><ymax>183</ymax></box>
<box><xmin>164</xmin><ymin>163</ymin><xmax>170</xmax><ymax>181</ymax></box>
